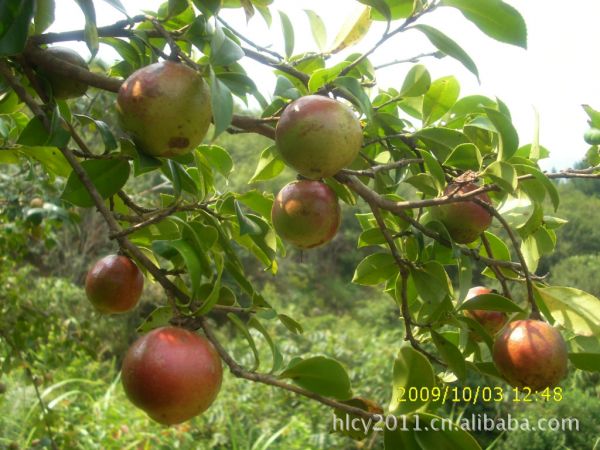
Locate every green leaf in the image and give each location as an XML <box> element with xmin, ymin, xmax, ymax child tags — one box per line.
<box><xmin>303</xmin><ymin>10</ymin><xmax>327</xmax><ymax>51</ymax></box>
<box><xmin>74</xmin><ymin>0</ymin><xmax>99</xmax><ymax>56</ymax></box>
<box><xmin>100</xmin><ymin>0</ymin><xmax>128</xmax><ymax>15</ymax></box>
<box><xmin>485</xmin><ymin>107</ymin><xmax>519</xmax><ymax>160</ymax></box>
<box><xmin>152</xmin><ymin>238</ymin><xmax>204</xmax><ymax>301</ymax></box>
<box><xmin>415</xmin><ymin>413</ymin><xmax>482</xmax><ymax>450</ymax></box>
<box><xmin>279</xmin><ymin>356</ymin><xmax>352</xmax><ymax>400</ymax></box>
<box><xmin>236</xmin><ymin>190</ymin><xmax>274</xmax><ymax>218</ymax></box>
<box><xmin>308</xmin><ymin>61</ymin><xmax>351</xmax><ymax>93</ymax></box>
<box><xmin>278</xmin><ymin>11</ymin><xmax>294</xmax><ymax>58</ymax></box>
<box><xmin>278</xmin><ymin>313</ymin><xmax>303</xmax><ymax>334</ymax></box>
<box><xmin>442</xmin><ymin>0</ymin><xmax>527</xmax><ymax>48</ymax></box>
<box><xmin>431</xmin><ymin>331</ymin><xmax>466</xmax><ymax>381</ymax></box>
<box><xmin>235</xmin><ymin>201</ymin><xmax>262</xmax><ymax>236</ymax></box>
<box><xmin>61</xmin><ymin>159</ymin><xmax>130</xmax><ymax>207</ymax></box>
<box><xmin>513</xmin><ymin>164</ymin><xmax>559</xmax><ymax>211</ymax></box>
<box><xmin>423</xmin><ymin>76</ymin><xmax>460</xmax><ymax>125</ymax></box>
<box><xmin>412</xmin><ymin>24</ymin><xmax>479</xmax><ymax>81</ymax></box>
<box><xmin>583</xmin><ymin>104</ymin><xmax>600</xmax><ymax>129</ymax></box>
<box><xmin>444</xmin><ymin>143</ymin><xmax>482</xmax><ymax>170</ymax></box>
<box><xmin>352</xmin><ymin>252</ymin><xmax>397</xmax><ymax>285</ymax></box>
<box><xmin>384</xmin><ymin>426</ymin><xmax>420</xmax><ymax>450</ymax></box>
<box><xmin>389</xmin><ymin>346</ymin><xmax>435</xmax><ymax>414</ymax></box>
<box><xmin>209</xmin><ymin>69</ymin><xmax>234</xmax><ymax>139</ymax></box>
<box><xmin>250</xmin><ymin>145</ymin><xmax>285</xmax><ymax>183</ymax></box>
<box><xmin>417</xmin><ymin>149</ymin><xmax>445</xmax><ymax>191</ymax></box>
<box><xmin>362</xmin><ymin>0</ymin><xmax>413</xmax><ymax>20</ymax></box>
<box><xmin>249</xmin><ymin>317</ymin><xmax>284</xmax><ymax>372</ymax></box>
<box><xmin>197</xmin><ymin>144</ymin><xmax>233</xmax><ymax>178</ymax></box>
<box><xmin>459</xmin><ymin>293</ymin><xmax>524</xmax><ymax>312</ymax></box>
<box><xmin>568</xmin><ymin>353</ymin><xmax>600</xmax><ymax>372</ymax></box>
<box><xmin>34</xmin><ymin>0</ymin><xmax>55</xmax><ymax>33</ymax></box>
<box><xmin>330</xmin><ymin>6</ymin><xmax>372</xmax><ymax>54</ymax></box>
<box><xmin>18</xmin><ymin>146</ymin><xmax>71</xmax><ymax>178</ymax></box>
<box><xmin>137</xmin><ymin>306</ymin><xmax>172</xmax><ymax>333</ymax></box>
<box><xmin>482</xmin><ymin>160</ymin><xmax>517</xmax><ymax>193</ymax></box>
<box><xmin>399</xmin><ymin>64</ymin><xmax>431</xmax><ymax>97</ymax></box>
<box><xmin>358</xmin><ymin>228</ymin><xmax>386</xmax><ymax>247</ymax></box>
<box><xmin>74</xmin><ymin>114</ymin><xmax>118</xmax><ymax>152</ymax></box>
<box><xmin>210</xmin><ymin>23</ymin><xmax>244</xmax><ymax>67</ymax></box>
<box><xmin>168</xmin><ymin>0</ymin><xmax>188</xmax><ymax>17</ymax></box>
<box><xmin>410</xmin><ymin>261</ymin><xmax>451</xmax><ymax>305</ymax></box>
<box><xmin>535</xmin><ymin>286</ymin><xmax>600</xmax><ymax>337</ymax></box>
<box><xmin>227</xmin><ymin>313</ymin><xmax>260</xmax><ymax>371</ymax></box>
<box><xmin>333</xmin><ymin>76</ymin><xmax>372</xmax><ymax>119</ymax></box>
<box><xmin>0</xmin><ymin>1</ymin><xmax>34</xmax><ymax>56</ymax></box>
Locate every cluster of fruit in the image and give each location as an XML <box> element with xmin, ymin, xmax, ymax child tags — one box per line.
<box><xmin>44</xmin><ymin>47</ymin><xmax>568</xmax><ymax>423</ymax></box>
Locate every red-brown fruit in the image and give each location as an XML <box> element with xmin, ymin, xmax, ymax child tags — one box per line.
<box><xmin>116</xmin><ymin>61</ymin><xmax>212</xmax><ymax>157</ymax></box>
<box><xmin>275</xmin><ymin>95</ymin><xmax>363</xmax><ymax>179</ymax></box>
<box><xmin>121</xmin><ymin>327</ymin><xmax>223</xmax><ymax>425</ymax></box>
<box><xmin>463</xmin><ymin>286</ymin><xmax>508</xmax><ymax>339</ymax></box>
<box><xmin>431</xmin><ymin>182</ymin><xmax>492</xmax><ymax>244</ymax></box>
<box><xmin>271</xmin><ymin>180</ymin><xmax>341</xmax><ymax>249</ymax></box>
<box><xmin>85</xmin><ymin>254</ymin><xmax>143</xmax><ymax>314</ymax></box>
<box><xmin>493</xmin><ymin>319</ymin><xmax>568</xmax><ymax>391</ymax></box>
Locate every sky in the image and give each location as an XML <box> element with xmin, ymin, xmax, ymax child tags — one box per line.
<box><xmin>49</xmin><ymin>0</ymin><xmax>600</xmax><ymax>170</ymax></box>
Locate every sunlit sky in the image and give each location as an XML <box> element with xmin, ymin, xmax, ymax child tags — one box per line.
<box><xmin>48</xmin><ymin>0</ymin><xmax>600</xmax><ymax>170</ymax></box>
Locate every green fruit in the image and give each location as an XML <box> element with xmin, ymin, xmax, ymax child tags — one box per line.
<box><xmin>85</xmin><ymin>254</ymin><xmax>143</xmax><ymax>314</ymax></box>
<box><xmin>275</xmin><ymin>95</ymin><xmax>363</xmax><ymax>179</ymax></box>
<box><xmin>431</xmin><ymin>182</ymin><xmax>492</xmax><ymax>244</ymax></box>
<box><xmin>272</xmin><ymin>180</ymin><xmax>341</xmax><ymax>249</ymax></box>
<box><xmin>41</xmin><ymin>47</ymin><xmax>89</xmax><ymax>99</ymax></box>
<box><xmin>121</xmin><ymin>326</ymin><xmax>223</xmax><ymax>425</ymax></box>
<box><xmin>584</xmin><ymin>128</ymin><xmax>600</xmax><ymax>145</ymax></box>
<box><xmin>116</xmin><ymin>61</ymin><xmax>212</xmax><ymax>157</ymax></box>
<box><xmin>493</xmin><ymin>319</ymin><xmax>568</xmax><ymax>391</ymax></box>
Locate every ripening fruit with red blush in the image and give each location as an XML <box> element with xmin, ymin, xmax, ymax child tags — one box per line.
<box><xmin>493</xmin><ymin>319</ymin><xmax>568</xmax><ymax>391</ymax></box>
<box><xmin>85</xmin><ymin>254</ymin><xmax>143</xmax><ymax>314</ymax></box>
<box><xmin>431</xmin><ymin>182</ymin><xmax>493</xmax><ymax>244</ymax></box>
<box><xmin>271</xmin><ymin>180</ymin><xmax>341</xmax><ymax>249</ymax></box>
<box><xmin>121</xmin><ymin>326</ymin><xmax>223</xmax><ymax>425</ymax></box>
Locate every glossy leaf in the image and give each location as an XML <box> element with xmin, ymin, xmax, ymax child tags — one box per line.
<box><xmin>278</xmin><ymin>11</ymin><xmax>295</xmax><ymax>58</ymax></box>
<box><xmin>431</xmin><ymin>331</ymin><xmax>466</xmax><ymax>381</ymax></box>
<box><xmin>209</xmin><ymin>69</ymin><xmax>234</xmax><ymax>139</ymax></box>
<box><xmin>61</xmin><ymin>159</ymin><xmax>130</xmax><ymax>207</ymax></box>
<box><xmin>423</xmin><ymin>76</ymin><xmax>460</xmax><ymax>125</ymax></box>
<box><xmin>330</xmin><ymin>6</ymin><xmax>372</xmax><ymax>54</ymax></box>
<box><xmin>568</xmin><ymin>353</ymin><xmax>600</xmax><ymax>372</ymax></box>
<box><xmin>250</xmin><ymin>145</ymin><xmax>285</xmax><ymax>183</ymax></box>
<box><xmin>459</xmin><ymin>293</ymin><xmax>524</xmax><ymax>312</ymax></box>
<box><xmin>413</xmin><ymin>24</ymin><xmax>479</xmax><ymax>81</ymax></box>
<box><xmin>303</xmin><ymin>9</ymin><xmax>327</xmax><ymax>50</ymax></box>
<box><xmin>535</xmin><ymin>286</ymin><xmax>600</xmax><ymax>337</ymax></box>
<box><xmin>389</xmin><ymin>346</ymin><xmax>435</xmax><ymax>414</ymax></box>
<box><xmin>352</xmin><ymin>252</ymin><xmax>397</xmax><ymax>285</ymax></box>
<box><xmin>280</xmin><ymin>356</ymin><xmax>353</xmax><ymax>400</ymax></box>
<box><xmin>442</xmin><ymin>0</ymin><xmax>527</xmax><ymax>48</ymax></box>
<box><xmin>0</xmin><ymin>1</ymin><xmax>34</xmax><ymax>56</ymax></box>
<box><xmin>400</xmin><ymin>64</ymin><xmax>431</xmax><ymax>97</ymax></box>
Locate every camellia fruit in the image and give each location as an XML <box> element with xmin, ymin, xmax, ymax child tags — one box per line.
<box><xmin>463</xmin><ymin>286</ymin><xmax>507</xmax><ymax>339</ymax></box>
<box><xmin>116</xmin><ymin>61</ymin><xmax>212</xmax><ymax>157</ymax></box>
<box><xmin>85</xmin><ymin>254</ymin><xmax>143</xmax><ymax>314</ymax></box>
<box><xmin>40</xmin><ymin>47</ymin><xmax>89</xmax><ymax>99</ymax></box>
<box><xmin>121</xmin><ymin>326</ymin><xmax>223</xmax><ymax>425</ymax></box>
<box><xmin>431</xmin><ymin>182</ymin><xmax>492</xmax><ymax>244</ymax></box>
<box><xmin>493</xmin><ymin>319</ymin><xmax>568</xmax><ymax>391</ymax></box>
<box><xmin>271</xmin><ymin>180</ymin><xmax>341</xmax><ymax>249</ymax></box>
<box><xmin>275</xmin><ymin>95</ymin><xmax>363</xmax><ymax>179</ymax></box>
<box><xmin>584</xmin><ymin>128</ymin><xmax>600</xmax><ymax>145</ymax></box>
